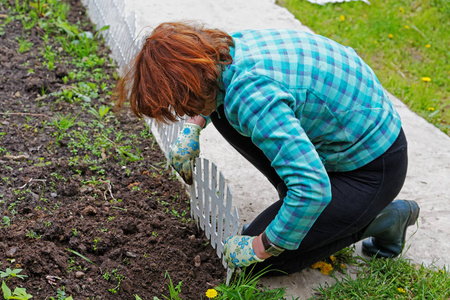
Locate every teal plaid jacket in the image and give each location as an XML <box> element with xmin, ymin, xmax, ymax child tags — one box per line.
<box><xmin>212</xmin><ymin>29</ymin><xmax>401</xmax><ymax>250</ymax></box>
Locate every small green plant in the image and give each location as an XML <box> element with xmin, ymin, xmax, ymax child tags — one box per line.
<box><xmin>161</xmin><ymin>271</ymin><xmax>183</xmax><ymax>300</ymax></box>
<box><xmin>103</xmin><ymin>269</ymin><xmax>125</xmax><ymax>294</ymax></box>
<box><xmin>93</xmin><ymin>238</ymin><xmax>100</xmax><ymax>251</ymax></box>
<box><xmin>52</xmin><ymin>113</ymin><xmax>78</xmax><ymax>142</ymax></box>
<box><xmin>1</xmin><ymin>268</ymin><xmax>31</xmax><ymax>300</ymax></box>
<box><xmin>54</xmin><ymin>88</ymin><xmax>74</xmax><ymax>104</ymax></box>
<box><xmin>26</xmin><ymin>230</ymin><xmax>41</xmax><ymax>239</ymax></box>
<box><xmin>0</xmin><ymin>269</ymin><xmax>27</xmax><ymax>281</ymax></box>
<box><xmin>1</xmin><ymin>281</ymin><xmax>32</xmax><ymax>300</ymax></box>
<box><xmin>2</xmin><ymin>216</ymin><xmax>10</xmax><ymax>228</ymax></box>
<box><xmin>16</xmin><ymin>36</ymin><xmax>33</xmax><ymax>54</ymax></box>
<box><xmin>115</xmin><ymin>145</ymin><xmax>143</xmax><ymax>164</ymax></box>
<box><xmin>170</xmin><ymin>209</ymin><xmax>180</xmax><ymax>218</ymax></box>
<box><xmin>50</xmin><ymin>287</ymin><xmax>73</xmax><ymax>300</ymax></box>
<box><xmin>42</xmin><ymin>45</ymin><xmax>56</xmax><ymax>71</ymax></box>
<box><xmin>102</xmin><ymin>270</ymin><xmax>111</xmax><ymax>281</ymax></box>
<box><xmin>88</xmin><ymin>105</ymin><xmax>112</xmax><ymax>123</ymax></box>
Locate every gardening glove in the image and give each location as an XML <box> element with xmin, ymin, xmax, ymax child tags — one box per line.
<box><xmin>223</xmin><ymin>235</ymin><xmax>265</xmax><ymax>268</ymax></box>
<box><xmin>169</xmin><ymin>123</ymin><xmax>201</xmax><ymax>185</ymax></box>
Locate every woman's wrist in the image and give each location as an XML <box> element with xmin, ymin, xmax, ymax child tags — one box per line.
<box><xmin>186</xmin><ymin>115</ymin><xmax>206</xmax><ymax>128</ymax></box>
<box><xmin>252</xmin><ymin>234</ymin><xmax>272</xmax><ymax>260</ymax></box>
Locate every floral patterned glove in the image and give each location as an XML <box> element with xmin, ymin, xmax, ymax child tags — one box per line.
<box><xmin>169</xmin><ymin>123</ymin><xmax>201</xmax><ymax>185</ymax></box>
<box><xmin>223</xmin><ymin>235</ymin><xmax>265</xmax><ymax>268</ymax></box>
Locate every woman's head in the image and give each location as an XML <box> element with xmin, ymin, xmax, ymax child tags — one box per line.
<box><xmin>114</xmin><ymin>22</ymin><xmax>234</xmax><ymax>123</ymax></box>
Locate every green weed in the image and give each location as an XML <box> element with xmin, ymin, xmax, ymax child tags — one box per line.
<box><xmin>26</xmin><ymin>230</ymin><xmax>42</xmax><ymax>239</ymax></box>
<box><xmin>52</xmin><ymin>113</ymin><xmax>78</xmax><ymax>142</ymax></box>
<box><xmin>50</xmin><ymin>287</ymin><xmax>73</xmax><ymax>300</ymax></box>
<box><xmin>88</xmin><ymin>105</ymin><xmax>113</xmax><ymax>126</ymax></box>
<box><xmin>0</xmin><ymin>268</ymin><xmax>27</xmax><ymax>281</ymax></box>
<box><xmin>0</xmin><ymin>268</ymin><xmax>31</xmax><ymax>300</ymax></box>
<box><xmin>2</xmin><ymin>216</ymin><xmax>10</xmax><ymax>228</ymax></box>
<box><xmin>161</xmin><ymin>271</ymin><xmax>183</xmax><ymax>300</ymax></box>
<box><xmin>102</xmin><ymin>268</ymin><xmax>126</xmax><ymax>294</ymax></box>
<box><xmin>16</xmin><ymin>36</ymin><xmax>33</xmax><ymax>54</ymax></box>
<box><xmin>1</xmin><ymin>281</ymin><xmax>32</xmax><ymax>300</ymax></box>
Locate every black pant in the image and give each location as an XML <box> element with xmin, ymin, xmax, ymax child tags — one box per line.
<box><xmin>210</xmin><ymin>105</ymin><xmax>408</xmax><ymax>274</ymax></box>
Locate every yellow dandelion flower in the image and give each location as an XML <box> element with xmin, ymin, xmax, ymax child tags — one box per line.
<box><xmin>363</xmin><ymin>14</ymin><xmax>367</xmax><ymax>18</ymax></box>
<box><xmin>404</xmin><ymin>25</ymin><xmax>409</xmax><ymax>29</ymax></box>
<box><xmin>421</xmin><ymin>77</ymin><xmax>431</xmax><ymax>82</ymax></box>
<box><xmin>320</xmin><ymin>263</ymin><xmax>333</xmax><ymax>275</ymax></box>
<box><xmin>399</xmin><ymin>7</ymin><xmax>404</xmax><ymax>13</ymax></box>
<box><xmin>311</xmin><ymin>261</ymin><xmax>325</xmax><ymax>269</ymax></box>
<box><xmin>340</xmin><ymin>15</ymin><xmax>345</xmax><ymax>21</ymax></box>
<box><xmin>206</xmin><ymin>289</ymin><xmax>218</xmax><ymax>299</ymax></box>
<box><xmin>425</xmin><ymin>44</ymin><xmax>431</xmax><ymax>48</ymax></box>
<box><xmin>330</xmin><ymin>256</ymin><xmax>336</xmax><ymax>262</ymax></box>
<box><xmin>428</xmin><ymin>107</ymin><xmax>435</xmax><ymax>111</ymax></box>
<box><xmin>440</xmin><ymin>269</ymin><xmax>445</xmax><ymax>274</ymax></box>
<box><xmin>341</xmin><ymin>264</ymin><xmax>346</xmax><ymax>269</ymax></box>
<box><xmin>398</xmin><ymin>287</ymin><xmax>406</xmax><ymax>293</ymax></box>
<box><xmin>388</xmin><ymin>34</ymin><xmax>394</xmax><ymax>39</ymax></box>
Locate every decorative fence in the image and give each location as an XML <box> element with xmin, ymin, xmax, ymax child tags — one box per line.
<box><xmin>82</xmin><ymin>0</ymin><xmax>140</xmax><ymax>74</ymax></box>
<box><xmin>83</xmin><ymin>0</ymin><xmax>240</xmax><ymax>278</ymax></box>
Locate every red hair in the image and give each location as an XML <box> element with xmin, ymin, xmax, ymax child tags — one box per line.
<box><xmin>114</xmin><ymin>22</ymin><xmax>234</xmax><ymax>123</ymax></box>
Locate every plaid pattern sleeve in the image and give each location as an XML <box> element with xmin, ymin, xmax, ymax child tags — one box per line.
<box><xmin>219</xmin><ymin>29</ymin><xmax>401</xmax><ymax>250</ymax></box>
<box><xmin>224</xmin><ymin>75</ymin><xmax>332</xmax><ymax>250</ymax></box>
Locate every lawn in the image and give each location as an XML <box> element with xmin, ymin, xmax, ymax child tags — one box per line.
<box><xmin>279</xmin><ymin>0</ymin><xmax>449</xmax><ymax>134</ymax></box>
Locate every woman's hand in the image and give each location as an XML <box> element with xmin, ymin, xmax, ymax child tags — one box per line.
<box><xmin>169</xmin><ymin>122</ymin><xmax>202</xmax><ymax>185</ymax></box>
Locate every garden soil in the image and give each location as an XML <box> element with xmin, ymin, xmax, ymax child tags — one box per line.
<box><xmin>0</xmin><ymin>1</ymin><xmax>225</xmax><ymax>299</ymax></box>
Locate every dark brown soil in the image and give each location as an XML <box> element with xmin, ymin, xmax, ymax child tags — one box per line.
<box><xmin>0</xmin><ymin>1</ymin><xmax>226</xmax><ymax>299</ymax></box>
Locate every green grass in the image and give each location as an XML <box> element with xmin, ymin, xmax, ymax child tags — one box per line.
<box><xmin>157</xmin><ymin>248</ymin><xmax>450</xmax><ymax>299</ymax></box>
<box><xmin>312</xmin><ymin>256</ymin><xmax>450</xmax><ymax>299</ymax></box>
<box><xmin>278</xmin><ymin>0</ymin><xmax>449</xmax><ymax>134</ymax></box>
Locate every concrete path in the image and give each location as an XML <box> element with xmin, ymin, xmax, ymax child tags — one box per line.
<box><xmin>123</xmin><ymin>0</ymin><xmax>450</xmax><ymax>298</ymax></box>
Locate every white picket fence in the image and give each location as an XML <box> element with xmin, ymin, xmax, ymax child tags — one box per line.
<box><xmin>83</xmin><ymin>0</ymin><xmax>240</xmax><ymax>277</ymax></box>
<box><xmin>82</xmin><ymin>0</ymin><xmax>140</xmax><ymax>74</ymax></box>
<box><xmin>190</xmin><ymin>158</ymin><xmax>240</xmax><ymax>261</ymax></box>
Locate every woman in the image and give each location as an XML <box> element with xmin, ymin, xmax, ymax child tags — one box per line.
<box><xmin>115</xmin><ymin>22</ymin><xmax>419</xmax><ymax>274</ymax></box>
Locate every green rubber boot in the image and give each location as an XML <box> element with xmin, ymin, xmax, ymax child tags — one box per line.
<box><xmin>361</xmin><ymin>200</ymin><xmax>420</xmax><ymax>258</ymax></box>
